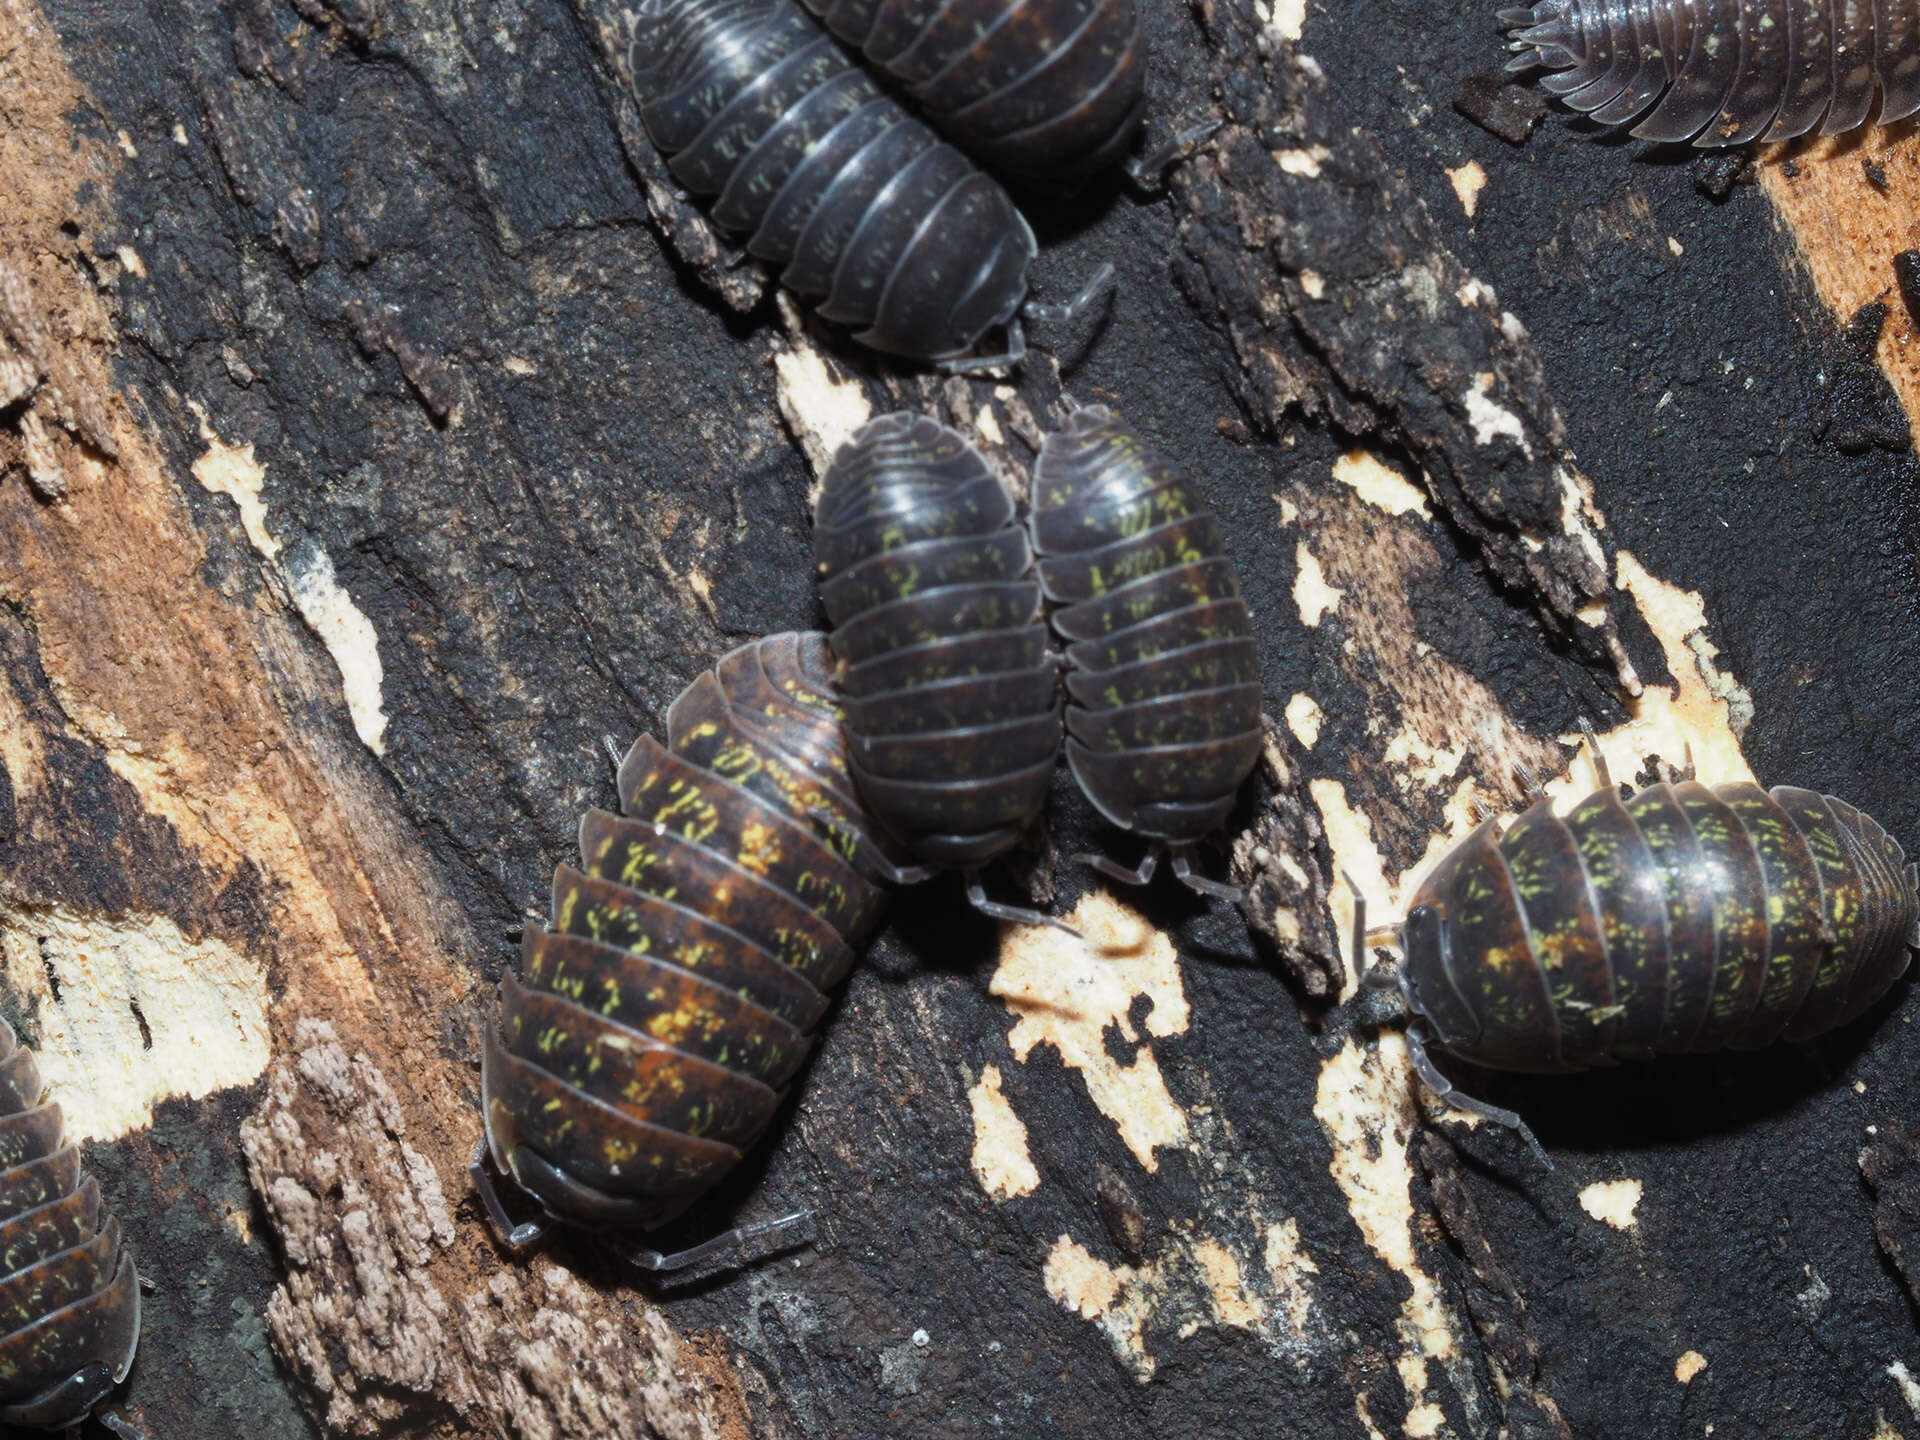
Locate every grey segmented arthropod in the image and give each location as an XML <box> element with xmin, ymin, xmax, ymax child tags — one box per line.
<box><xmin>629</xmin><ymin>0</ymin><xmax>1108</xmax><ymax>366</ymax></box>
<box><xmin>1501</xmin><ymin>0</ymin><xmax>1920</xmax><ymax>145</ymax></box>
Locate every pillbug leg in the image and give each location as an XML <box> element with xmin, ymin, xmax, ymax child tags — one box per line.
<box><xmin>1071</xmin><ymin>846</ymin><xmax>1162</xmax><ymax>888</ymax></box>
<box><xmin>1124</xmin><ymin>117</ymin><xmax>1225</xmax><ymax>190</ymax></box>
<box><xmin>622</xmin><ymin>1209</ymin><xmax>817</xmax><ymax>1277</ymax></box>
<box><xmin>1023</xmin><ymin>262</ymin><xmax>1117</xmax><ymax>327</ymax></box>
<box><xmin>1512</xmin><ymin>758</ymin><xmax>1545</xmax><ymax>804</ymax></box>
<box><xmin>802</xmin><ymin>804</ymin><xmax>937</xmax><ymax>886</ymax></box>
<box><xmin>1681</xmin><ymin>742</ymin><xmax>1696</xmax><ymax>782</ymax></box>
<box><xmin>965</xmin><ymin>871</ymin><xmax>1082</xmax><ymax>938</ymax></box>
<box><xmin>603</xmin><ymin>733</ymin><xmax>626</xmax><ymax>771</ymax></box>
<box><xmin>1577</xmin><ymin>717</ymin><xmax>1612</xmax><ymax>789</ymax></box>
<box><xmin>470</xmin><ymin>1139</ymin><xmax>554</xmax><ymax>1252</ymax></box>
<box><xmin>1169</xmin><ymin>847</ymin><xmax>1245</xmax><ymax>904</ymax></box>
<box><xmin>940</xmin><ymin>318</ymin><xmax>1027</xmax><ymax>376</ymax></box>
<box><xmin>97</xmin><ymin>1411</ymin><xmax>152</xmax><ymax>1440</ymax></box>
<box><xmin>1405</xmin><ymin>1025</ymin><xmax>1555</xmax><ymax>1172</ymax></box>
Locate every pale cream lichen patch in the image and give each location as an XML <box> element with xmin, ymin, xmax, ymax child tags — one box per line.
<box><xmin>1332</xmin><ymin>450</ymin><xmax>1430</xmax><ymax>518</ymax></box>
<box><xmin>967</xmin><ymin>1064</ymin><xmax>1040</xmax><ymax>1200</ymax></box>
<box><xmin>0</xmin><ymin>904</ymin><xmax>270</xmax><ymax>1141</ymax></box>
<box><xmin>1316</xmin><ymin>1032</ymin><xmax>1474</xmax><ymax>1437</ymax></box>
<box><xmin>1293</xmin><ymin>542</ymin><xmax>1343</xmax><ymax>626</ymax></box>
<box><xmin>1445</xmin><ymin>161</ymin><xmax>1487</xmax><ymax>220</ymax></box>
<box><xmin>1285</xmin><ymin>692</ymin><xmax>1324</xmax><ymax>749</ymax></box>
<box><xmin>190</xmin><ymin>407</ymin><xmax>278</xmax><ymax>559</ymax></box>
<box><xmin>1887</xmin><ymin>1360</ymin><xmax>1920</xmax><ymax>1415</ymax></box>
<box><xmin>1263</xmin><ymin>1218</ymin><xmax>1319</xmax><ymax>1339</ymax></box>
<box><xmin>771</xmin><ymin>336</ymin><xmax>873</xmax><ymax>485</ymax></box>
<box><xmin>287</xmin><ymin>547</ymin><xmax>390</xmax><ymax>755</ymax></box>
<box><xmin>1577</xmin><ymin>1178</ymin><xmax>1643</xmax><ymax>1231</ymax></box>
<box><xmin>990</xmin><ymin>892</ymin><xmax>1189</xmax><ymax>1170</ymax></box>
<box><xmin>1675</xmin><ymin>1350</ymin><xmax>1707</xmax><ymax>1384</ymax></box>
<box><xmin>1463</xmin><ymin>373</ymin><xmax>1531</xmax><ymax>455</ymax></box>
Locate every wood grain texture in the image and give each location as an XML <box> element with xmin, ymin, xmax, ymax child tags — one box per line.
<box><xmin>0</xmin><ymin>0</ymin><xmax>1917</xmax><ymax>1436</ymax></box>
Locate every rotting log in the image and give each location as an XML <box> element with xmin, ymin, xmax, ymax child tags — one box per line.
<box><xmin>1</xmin><ymin>0</ymin><xmax>1918</xmax><ymax>1436</ymax></box>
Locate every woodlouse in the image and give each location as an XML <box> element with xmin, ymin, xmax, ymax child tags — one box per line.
<box><xmin>1029</xmin><ymin>406</ymin><xmax>1261</xmax><ymax>899</ymax></box>
<box><xmin>1501</xmin><ymin>0</ymin><xmax>1920</xmax><ymax>144</ymax></box>
<box><xmin>0</xmin><ymin>1019</ymin><xmax>143</xmax><ymax>1438</ymax></box>
<box><xmin>1359</xmin><ymin>747</ymin><xmax>1919</xmax><ymax>1153</ymax></box>
<box><xmin>472</xmin><ymin>632</ymin><xmax>887</xmax><ymax>1272</ymax></box>
<box><xmin>630</xmin><ymin>0</ymin><xmax>1107</xmax><ymax>366</ymax></box>
<box><xmin>798</xmin><ymin>0</ymin><xmax>1147</xmax><ymax>180</ymax></box>
<box><xmin>814</xmin><ymin>411</ymin><xmax>1070</xmax><ymax>928</ymax></box>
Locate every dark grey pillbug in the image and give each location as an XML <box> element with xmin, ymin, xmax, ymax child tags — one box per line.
<box><xmin>0</xmin><ymin>1019</ymin><xmax>144</xmax><ymax>1439</ymax></box>
<box><xmin>813</xmin><ymin>412</ymin><xmax>1070</xmax><ymax>927</ymax></box>
<box><xmin>629</xmin><ymin>0</ymin><xmax>1039</xmax><ymax>364</ymax></box>
<box><xmin>472</xmin><ymin>632</ymin><xmax>889</xmax><ymax>1273</ymax></box>
<box><xmin>798</xmin><ymin>0</ymin><xmax>1147</xmax><ymax>180</ymax></box>
<box><xmin>1359</xmin><ymin>749</ymin><xmax>1918</xmax><ymax>1156</ymax></box>
<box><xmin>1029</xmin><ymin>406</ymin><xmax>1261</xmax><ymax>900</ymax></box>
<box><xmin>1501</xmin><ymin>0</ymin><xmax>1920</xmax><ymax>145</ymax></box>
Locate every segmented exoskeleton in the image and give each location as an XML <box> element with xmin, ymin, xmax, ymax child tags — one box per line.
<box><xmin>630</xmin><ymin>0</ymin><xmax>1042</xmax><ymax>364</ymax></box>
<box><xmin>1359</xmin><ymin>746</ymin><xmax>1919</xmax><ymax>1158</ymax></box>
<box><xmin>0</xmin><ymin>1019</ymin><xmax>144</xmax><ymax>1439</ymax></box>
<box><xmin>798</xmin><ymin>0</ymin><xmax>1147</xmax><ymax>179</ymax></box>
<box><xmin>1029</xmin><ymin>407</ymin><xmax>1261</xmax><ymax>900</ymax></box>
<box><xmin>1501</xmin><ymin>0</ymin><xmax>1920</xmax><ymax>144</ymax></box>
<box><xmin>473</xmin><ymin>632</ymin><xmax>888</xmax><ymax>1273</ymax></box>
<box><xmin>814</xmin><ymin>412</ymin><xmax>1070</xmax><ymax>928</ymax></box>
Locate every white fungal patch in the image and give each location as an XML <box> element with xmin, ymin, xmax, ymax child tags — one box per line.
<box><xmin>967</xmin><ymin>1064</ymin><xmax>1039</xmax><ymax>1200</ymax></box>
<box><xmin>0</xmin><ymin>905</ymin><xmax>271</xmax><ymax>1141</ymax></box>
<box><xmin>287</xmin><ymin>547</ymin><xmax>390</xmax><ymax>755</ymax></box>
<box><xmin>990</xmin><ymin>893</ymin><xmax>1189</xmax><ymax>1170</ymax></box>
<box><xmin>1462</xmin><ymin>373</ymin><xmax>1532</xmax><ymax>456</ymax></box>
<box><xmin>1445</xmin><ymin>161</ymin><xmax>1487</xmax><ymax>220</ymax></box>
<box><xmin>191</xmin><ymin>411</ymin><xmax>279</xmax><ymax>559</ymax></box>
<box><xmin>1675</xmin><ymin>1350</ymin><xmax>1707</xmax><ymax>1384</ymax></box>
<box><xmin>1285</xmin><ymin>692</ymin><xmax>1324</xmax><ymax>749</ymax></box>
<box><xmin>771</xmin><ymin>337</ymin><xmax>873</xmax><ymax>485</ymax></box>
<box><xmin>1292</xmin><ymin>542</ymin><xmax>1344</xmax><ymax>626</ymax></box>
<box><xmin>1577</xmin><ymin>1178</ymin><xmax>1643</xmax><ymax>1231</ymax></box>
<box><xmin>1276</xmin><ymin>146</ymin><xmax>1329</xmax><ymax>177</ymax></box>
<box><xmin>1332</xmin><ymin>450</ymin><xmax>1430</xmax><ymax>518</ymax></box>
<box><xmin>1887</xmin><ymin>1360</ymin><xmax>1920</xmax><ymax>1415</ymax></box>
<box><xmin>1265</xmin><ymin>0</ymin><xmax>1306</xmax><ymax>41</ymax></box>
<box><xmin>1315</xmin><ymin>1033</ymin><xmax>1472</xmax><ymax>1436</ymax></box>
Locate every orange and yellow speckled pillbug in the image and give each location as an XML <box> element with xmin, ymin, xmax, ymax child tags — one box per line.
<box><xmin>1353</xmin><ymin>741</ymin><xmax>1919</xmax><ymax>1164</ymax></box>
<box><xmin>1501</xmin><ymin>0</ymin><xmax>1920</xmax><ymax>145</ymax></box>
<box><xmin>0</xmin><ymin>1018</ymin><xmax>144</xmax><ymax>1439</ymax></box>
<box><xmin>1029</xmin><ymin>406</ymin><xmax>1262</xmax><ymax>903</ymax></box>
<box><xmin>471</xmin><ymin>632</ymin><xmax>889</xmax><ymax>1276</ymax></box>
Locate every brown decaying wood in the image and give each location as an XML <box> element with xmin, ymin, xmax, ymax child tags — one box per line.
<box><xmin>0</xmin><ymin>4</ymin><xmax>755</xmax><ymax>1435</ymax></box>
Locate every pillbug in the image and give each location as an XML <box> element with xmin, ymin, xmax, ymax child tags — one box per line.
<box><xmin>629</xmin><ymin>0</ymin><xmax>1110</xmax><ymax>367</ymax></box>
<box><xmin>0</xmin><ymin>1019</ymin><xmax>144</xmax><ymax>1439</ymax></box>
<box><xmin>814</xmin><ymin>412</ymin><xmax>1071</xmax><ymax>929</ymax></box>
<box><xmin>798</xmin><ymin>0</ymin><xmax>1147</xmax><ymax>180</ymax></box>
<box><xmin>1029</xmin><ymin>406</ymin><xmax>1261</xmax><ymax>900</ymax></box>
<box><xmin>1357</xmin><ymin>745</ymin><xmax>1919</xmax><ymax>1158</ymax></box>
<box><xmin>1500</xmin><ymin>0</ymin><xmax>1920</xmax><ymax>144</ymax></box>
<box><xmin>472</xmin><ymin>632</ymin><xmax>887</xmax><ymax>1273</ymax></box>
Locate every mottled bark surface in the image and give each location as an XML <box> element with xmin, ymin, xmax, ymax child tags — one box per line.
<box><xmin>2</xmin><ymin>0</ymin><xmax>1919</xmax><ymax>1436</ymax></box>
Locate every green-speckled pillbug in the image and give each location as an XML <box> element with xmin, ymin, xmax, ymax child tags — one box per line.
<box><xmin>471</xmin><ymin>632</ymin><xmax>888</xmax><ymax>1274</ymax></box>
<box><xmin>813</xmin><ymin>412</ymin><xmax>1074</xmax><ymax>931</ymax></box>
<box><xmin>1355</xmin><ymin>744</ymin><xmax>1919</xmax><ymax>1161</ymax></box>
<box><xmin>0</xmin><ymin>1019</ymin><xmax>144</xmax><ymax>1438</ymax></box>
<box><xmin>1029</xmin><ymin>406</ymin><xmax>1261</xmax><ymax>902</ymax></box>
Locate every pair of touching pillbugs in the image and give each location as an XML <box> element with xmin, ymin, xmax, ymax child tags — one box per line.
<box><xmin>0</xmin><ymin>1018</ymin><xmax>144</xmax><ymax>1439</ymax></box>
<box><xmin>1504</xmin><ymin>0</ymin><xmax>1920</xmax><ymax>145</ymax></box>
<box><xmin>813</xmin><ymin>407</ymin><xmax>1262</xmax><ymax>922</ymax></box>
<box><xmin>628</xmin><ymin>0</ymin><xmax>1146</xmax><ymax>365</ymax></box>
<box><xmin>1358</xmin><ymin>743</ymin><xmax>1918</xmax><ymax>1160</ymax></box>
<box><xmin>474</xmin><ymin>405</ymin><xmax>1265</xmax><ymax>1262</ymax></box>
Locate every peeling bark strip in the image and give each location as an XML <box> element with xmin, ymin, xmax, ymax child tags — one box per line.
<box><xmin>1167</xmin><ymin>0</ymin><xmax>1636</xmax><ymax>692</ymax></box>
<box><xmin>243</xmin><ymin>1020</ymin><xmax>744</xmax><ymax>1440</ymax></box>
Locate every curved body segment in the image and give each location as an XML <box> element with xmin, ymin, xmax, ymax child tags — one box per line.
<box><xmin>1401</xmin><ymin>778</ymin><xmax>1918</xmax><ymax>1072</ymax></box>
<box><xmin>800</xmin><ymin>0</ymin><xmax>1147</xmax><ymax>179</ymax></box>
<box><xmin>0</xmin><ymin>1020</ymin><xmax>141</xmax><ymax>1435</ymax></box>
<box><xmin>631</xmin><ymin>0</ymin><xmax>1036</xmax><ymax>360</ymax></box>
<box><xmin>814</xmin><ymin>413</ymin><xmax>1062</xmax><ymax>868</ymax></box>
<box><xmin>481</xmin><ymin>632</ymin><xmax>885</xmax><ymax>1233</ymax></box>
<box><xmin>1502</xmin><ymin>0</ymin><xmax>1920</xmax><ymax>144</ymax></box>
